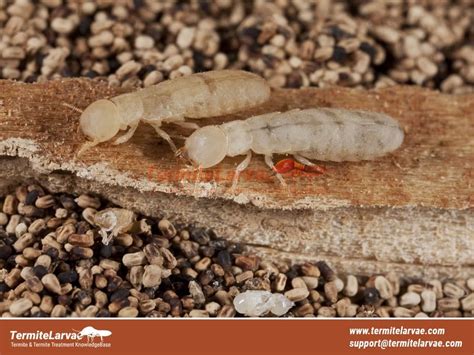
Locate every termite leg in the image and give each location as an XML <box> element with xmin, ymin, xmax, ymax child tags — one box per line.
<box><xmin>175</xmin><ymin>146</ymin><xmax>186</xmax><ymax>159</ymax></box>
<box><xmin>169</xmin><ymin>133</ymin><xmax>186</xmax><ymax>140</ymax></box>
<box><xmin>264</xmin><ymin>155</ymin><xmax>287</xmax><ymax>186</ymax></box>
<box><xmin>99</xmin><ymin>229</ymin><xmax>113</xmax><ymax>245</ymax></box>
<box><xmin>293</xmin><ymin>154</ymin><xmax>327</xmax><ymax>174</ymax></box>
<box><xmin>113</xmin><ymin>122</ymin><xmax>139</xmax><ymax>145</ymax></box>
<box><xmin>170</xmin><ymin>121</ymin><xmax>200</xmax><ymax>130</ymax></box>
<box><xmin>175</xmin><ymin>147</ymin><xmax>194</xmax><ymax>169</ymax></box>
<box><xmin>292</xmin><ymin>154</ymin><xmax>315</xmax><ymax>166</ymax></box>
<box><xmin>149</xmin><ymin>123</ymin><xmax>177</xmax><ymax>153</ymax></box>
<box><xmin>231</xmin><ymin>151</ymin><xmax>252</xmax><ymax>192</ymax></box>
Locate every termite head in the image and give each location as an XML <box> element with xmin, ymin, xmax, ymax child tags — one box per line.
<box><xmin>182</xmin><ymin>126</ymin><xmax>228</xmax><ymax>169</ymax></box>
<box><xmin>79</xmin><ymin>99</ymin><xmax>121</xmax><ymax>145</ymax></box>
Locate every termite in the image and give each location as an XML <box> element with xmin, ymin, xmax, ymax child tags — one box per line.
<box><xmin>93</xmin><ymin>208</ymin><xmax>136</xmax><ymax>245</ymax></box>
<box><xmin>76</xmin><ymin>70</ymin><xmax>271</xmax><ymax>155</ymax></box>
<box><xmin>178</xmin><ymin>108</ymin><xmax>404</xmax><ymax>189</ymax></box>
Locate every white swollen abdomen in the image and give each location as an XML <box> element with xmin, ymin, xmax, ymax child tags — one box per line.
<box><xmin>247</xmin><ymin>108</ymin><xmax>404</xmax><ymax>161</ymax></box>
<box><xmin>139</xmin><ymin>70</ymin><xmax>270</xmax><ymax>121</ymax></box>
<box><xmin>301</xmin><ymin>111</ymin><xmax>404</xmax><ymax>161</ymax></box>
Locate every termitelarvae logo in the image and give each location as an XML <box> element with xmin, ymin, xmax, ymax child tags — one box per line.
<box><xmin>9</xmin><ymin>326</ymin><xmax>112</xmax><ymax>348</ymax></box>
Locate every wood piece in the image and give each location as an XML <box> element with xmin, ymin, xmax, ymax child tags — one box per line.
<box><xmin>0</xmin><ymin>79</ymin><xmax>472</xmax><ymax>279</ymax></box>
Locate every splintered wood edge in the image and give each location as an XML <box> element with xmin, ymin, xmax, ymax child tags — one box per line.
<box><xmin>1</xmin><ymin>156</ymin><xmax>472</xmax><ymax>280</ymax></box>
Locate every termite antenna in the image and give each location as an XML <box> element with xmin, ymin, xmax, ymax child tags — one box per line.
<box><xmin>169</xmin><ymin>134</ymin><xmax>186</xmax><ymax>140</ymax></box>
<box><xmin>178</xmin><ymin>147</ymin><xmax>200</xmax><ymax>170</ymax></box>
<box><xmin>62</xmin><ymin>102</ymin><xmax>83</xmax><ymax>113</ymax></box>
<box><xmin>61</xmin><ymin>102</ymin><xmax>84</xmax><ymax>133</ymax></box>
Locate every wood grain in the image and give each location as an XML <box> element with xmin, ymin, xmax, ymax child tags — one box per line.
<box><xmin>0</xmin><ymin>79</ymin><xmax>472</xmax><ymax>279</ymax></box>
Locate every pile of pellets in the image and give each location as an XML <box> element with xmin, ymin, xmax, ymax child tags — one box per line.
<box><xmin>0</xmin><ymin>184</ymin><xmax>473</xmax><ymax>318</ymax></box>
<box><xmin>0</xmin><ymin>0</ymin><xmax>473</xmax><ymax>93</ymax></box>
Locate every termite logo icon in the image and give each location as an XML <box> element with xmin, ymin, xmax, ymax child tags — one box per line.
<box><xmin>9</xmin><ymin>326</ymin><xmax>113</xmax><ymax>349</ymax></box>
<box><xmin>73</xmin><ymin>326</ymin><xmax>112</xmax><ymax>342</ymax></box>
